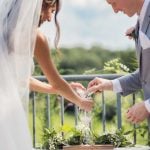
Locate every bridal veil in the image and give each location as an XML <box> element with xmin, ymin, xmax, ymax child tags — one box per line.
<box><xmin>0</xmin><ymin>0</ymin><xmax>42</xmax><ymax>149</ymax></box>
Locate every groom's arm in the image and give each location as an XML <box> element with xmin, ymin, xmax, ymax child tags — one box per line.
<box><xmin>118</xmin><ymin>69</ymin><xmax>142</xmax><ymax>96</ymax></box>
<box><xmin>113</xmin><ymin>69</ymin><xmax>150</xmax><ymax>123</ymax></box>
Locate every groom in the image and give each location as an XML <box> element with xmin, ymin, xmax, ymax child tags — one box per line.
<box><xmin>87</xmin><ymin>0</ymin><xmax>150</xmax><ymax>124</ymax></box>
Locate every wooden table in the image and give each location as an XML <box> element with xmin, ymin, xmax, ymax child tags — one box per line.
<box><xmin>63</xmin><ymin>145</ymin><xmax>150</xmax><ymax>150</ymax></box>
<box><xmin>114</xmin><ymin>146</ymin><xmax>150</xmax><ymax>150</ymax></box>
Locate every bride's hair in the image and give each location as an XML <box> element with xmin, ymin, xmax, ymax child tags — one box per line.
<box><xmin>42</xmin><ymin>0</ymin><xmax>61</xmax><ymax>50</ymax></box>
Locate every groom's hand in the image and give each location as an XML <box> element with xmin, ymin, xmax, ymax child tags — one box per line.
<box><xmin>87</xmin><ymin>77</ymin><xmax>113</xmax><ymax>94</ymax></box>
<box><xmin>126</xmin><ymin>102</ymin><xmax>150</xmax><ymax>124</ymax></box>
<box><xmin>125</xmin><ymin>26</ymin><xmax>135</xmax><ymax>40</ymax></box>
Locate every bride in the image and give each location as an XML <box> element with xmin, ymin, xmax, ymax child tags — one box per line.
<box><xmin>0</xmin><ymin>0</ymin><xmax>93</xmax><ymax>149</ymax></box>
<box><xmin>31</xmin><ymin>0</ymin><xmax>93</xmax><ymax>112</ymax></box>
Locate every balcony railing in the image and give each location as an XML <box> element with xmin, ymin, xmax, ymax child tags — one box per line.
<box><xmin>30</xmin><ymin>74</ymin><xmax>150</xmax><ymax>148</ymax></box>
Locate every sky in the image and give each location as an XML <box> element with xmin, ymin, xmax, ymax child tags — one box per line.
<box><xmin>40</xmin><ymin>0</ymin><xmax>138</xmax><ymax>50</ymax></box>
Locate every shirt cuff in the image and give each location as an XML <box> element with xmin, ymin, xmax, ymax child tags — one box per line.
<box><xmin>144</xmin><ymin>100</ymin><xmax>150</xmax><ymax>113</ymax></box>
<box><xmin>112</xmin><ymin>79</ymin><xmax>123</xmax><ymax>93</ymax></box>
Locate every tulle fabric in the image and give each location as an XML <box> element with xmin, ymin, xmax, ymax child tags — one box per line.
<box><xmin>0</xmin><ymin>0</ymin><xmax>42</xmax><ymax>149</ymax></box>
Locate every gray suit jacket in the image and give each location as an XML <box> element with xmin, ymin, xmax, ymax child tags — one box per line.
<box><xmin>118</xmin><ymin>2</ymin><xmax>150</xmax><ymax>103</ymax></box>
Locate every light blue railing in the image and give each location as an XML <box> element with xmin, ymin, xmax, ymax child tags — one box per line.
<box><xmin>30</xmin><ymin>74</ymin><xmax>149</xmax><ymax>148</ymax></box>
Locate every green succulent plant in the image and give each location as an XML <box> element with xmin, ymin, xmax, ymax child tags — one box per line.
<box><xmin>42</xmin><ymin>128</ymin><xmax>65</xmax><ymax>150</ymax></box>
<box><xmin>93</xmin><ymin>129</ymin><xmax>133</xmax><ymax>147</ymax></box>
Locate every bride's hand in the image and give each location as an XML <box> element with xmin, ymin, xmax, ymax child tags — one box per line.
<box><xmin>70</xmin><ymin>82</ymin><xmax>86</xmax><ymax>90</ymax></box>
<box><xmin>70</xmin><ymin>82</ymin><xmax>93</xmax><ymax>111</ymax></box>
<box><xmin>78</xmin><ymin>98</ymin><xmax>93</xmax><ymax>112</ymax></box>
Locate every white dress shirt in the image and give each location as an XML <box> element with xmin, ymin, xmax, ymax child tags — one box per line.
<box><xmin>112</xmin><ymin>0</ymin><xmax>150</xmax><ymax>113</ymax></box>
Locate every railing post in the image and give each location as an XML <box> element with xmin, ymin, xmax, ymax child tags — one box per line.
<box><xmin>46</xmin><ymin>94</ymin><xmax>50</xmax><ymax>128</ymax></box>
<box><xmin>75</xmin><ymin>105</ymin><xmax>78</xmax><ymax>126</ymax></box>
<box><xmin>116</xmin><ymin>93</ymin><xmax>122</xmax><ymax>129</ymax></box>
<box><xmin>60</xmin><ymin>96</ymin><xmax>64</xmax><ymax>126</ymax></box>
<box><xmin>102</xmin><ymin>92</ymin><xmax>106</xmax><ymax>132</ymax></box>
<box><xmin>132</xmin><ymin>93</ymin><xmax>136</xmax><ymax>144</ymax></box>
<box><xmin>32</xmin><ymin>92</ymin><xmax>36</xmax><ymax>148</ymax></box>
<box><xmin>148</xmin><ymin>118</ymin><xmax>150</xmax><ymax>144</ymax></box>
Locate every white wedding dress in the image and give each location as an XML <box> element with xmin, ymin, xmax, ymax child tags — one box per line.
<box><xmin>0</xmin><ymin>0</ymin><xmax>42</xmax><ymax>149</ymax></box>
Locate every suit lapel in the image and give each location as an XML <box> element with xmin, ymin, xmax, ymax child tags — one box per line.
<box><xmin>139</xmin><ymin>1</ymin><xmax>150</xmax><ymax>78</ymax></box>
<box><xmin>141</xmin><ymin>1</ymin><xmax>150</xmax><ymax>33</ymax></box>
<box><xmin>135</xmin><ymin>20</ymin><xmax>139</xmax><ymax>41</ymax></box>
<box><xmin>135</xmin><ymin>20</ymin><xmax>140</xmax><ymax>58</ymax></box>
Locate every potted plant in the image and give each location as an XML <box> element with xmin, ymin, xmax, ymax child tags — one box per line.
<box><xmin>42</xmin><ymin>128</ymin><xmax>65</xmax><ymax>150</ymax></box>
<box><xmin>63</xmin><ymin>124</ymin><xmax>94</xmax><ymax>150</ymax></box>
<box><xmin>63</xmin><ymin>127</ymin><xmax>133</xmax><ymax>150</ymax></box>
<box><xmin>93</xmin><ymin>129</ymin><xmax>133</xmax><ymax>148</ymax></box>
<box><xmin>67</xmin><ymin>128</ymin><xmax>84</xmax><ymax>145</ymax></box>
<box><xmin>41</xmin><ymin>127</ymin><xmax>133</xmax><ymax>150</ymax></box>
<box><xmin>63</xmin><ymin>124</ymin><xmax>113</xmax><ymax>150</ymax></box>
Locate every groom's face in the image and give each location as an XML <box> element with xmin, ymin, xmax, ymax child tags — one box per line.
<box><xmin>106</xmin><ymin>0</ymin><xmax>137</xmax><ymax>17</ymax></box>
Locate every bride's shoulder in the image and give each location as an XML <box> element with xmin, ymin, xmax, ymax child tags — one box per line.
<box><xmin>36</xmin><ymin>29</ymin><xmax>47</xmax><ymax>43</ymax></box>
<box><xmin>35</xmin><ymin>29</ymin><xmax>50</xmax><ymax>50</ymax></box>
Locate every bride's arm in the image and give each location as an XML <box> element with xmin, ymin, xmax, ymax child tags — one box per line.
<box><xmin>29</xmin><ymin>77</ymin><xmax>85</xmax><ymax>94</ymax></box>
<box><xmin>29</xmin><ymin>77</ymin><xmax>58</xmax><ymax>94</ymax></box>
<box><xmin>33</xmin><ymin>31</ymin><xmax>93</xmax><ymax>111</ymax></box>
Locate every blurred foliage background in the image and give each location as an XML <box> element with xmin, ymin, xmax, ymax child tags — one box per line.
<box><xmin>33</xmin><ymin>46</ymin><xmax>137</xmax><ymax>76</ymax></box>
